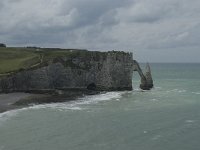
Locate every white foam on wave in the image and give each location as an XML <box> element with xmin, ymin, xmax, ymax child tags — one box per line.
<box><xmin>192</xmin><ymin>92</ymin><xmax>200</xmax><ymax>95</ymax></box>
<box><xmin>150</xmin><ymin>98</ymin><xmax>159</xmax><ymax>102</ymax></box>
<box><xmin>133</xmin><ymin>88</ymin><xmax>150</xmax><ymax>92</ymax></box>
<box><xmin>0</xmin><ymin>91</ymin><xmax>126</xmax><ymax>123</ymax></box>
<box><xmin>155</xmin><ymin>86</ymin><xmax>162</xmax><ymax>89</ymax></box>
<box><xmin>76</xmin><ymin>91</ymin><xmax>125</xmax><ymax>105</ymax></box>
<box><xmin>27</xmin><ymin>103</ymin><xmax>83</xmax><ymax>111</ymax></box>
<box><xmin>33</xmin><ymin>92</ymin><xmax>125</xmax><ymax>111</ymax></box>
<box><xmin>166</xmin><ymin>89</ymin><xmax>186</xmax><ymax>93</ymax></box>
<box><xmin>0</xmin><ymin>107</ymin><xmax>30</xmax><ymax>125</ymax></box>
<box><xmin>185</xmin><ymin>120</ymin><xmax>196</xmax><ymax>123</ymax></box>
<box><xmin>133</xmin><ymin>88</ymin><xmax>141</xmax><ymax>92</ymax></box>
<box><xmin>143</xmin><ymin>130</ymin><xmax>148</xmax><ymax>134</ymax></box>
<box><xmin>0</xmin><ymin>110</ymin><xmax>19</xmax><ymax>123</ymax></box>
<box><xmin>179</xmin><ymin>90</ymin><xmax>186</xmax><ymax>93</ymax></box>
<box><xmin>152</xmin><ymin>135</ymin><xmax>162</xmax><ymax>140</ymax></box>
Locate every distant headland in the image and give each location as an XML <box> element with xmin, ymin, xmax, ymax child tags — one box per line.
<box><xmin>0</xmin><ymin>44</ymin><xmax>153</xmax><ymax>112</ymax></box>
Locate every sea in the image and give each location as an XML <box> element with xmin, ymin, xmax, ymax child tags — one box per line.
<box><xmin>0</xmin><ymin>63</ymin><xmax>200</xmax><ymax>150</ymax></box>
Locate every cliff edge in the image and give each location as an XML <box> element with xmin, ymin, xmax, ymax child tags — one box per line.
<box><xmin>0</xmin><ymin>47</ymin><xmax>133</xmax><ymax>93</ymax></box>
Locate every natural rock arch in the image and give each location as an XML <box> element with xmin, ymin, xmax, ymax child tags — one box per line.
<box><xmin>133</xmin><ymin>60</ymin><xmax>153</xmax><ymax>90</ymax></box>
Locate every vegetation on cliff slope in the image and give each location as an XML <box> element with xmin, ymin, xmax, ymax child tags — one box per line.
<box><xmin>0</xmin><ymin>47</ymin><xmax>84</xmax><ymax>76</ymax></box>
<box><xmin>0</xmin><ymin>47</ymin><xmax>125</xmax><ymax>77</ymax></box>
<box><xmin>0</xmin><ymin>47</ymin><xmax>102</xmax><ymax>77</ymax></box>
<box><xmin>0</xmin><ymin>47</ymin><xmax>41</xmax><ymax>74</ymax></box>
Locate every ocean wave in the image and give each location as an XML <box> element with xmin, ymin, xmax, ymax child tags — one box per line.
<box><xmin>133</xmin><ymin>88</ymin><xmax>150</xmax><ymax>92</ymax></box>
<box><xmin>191</xmin><ymin>92</ymin><xmax>200</xmax><ymax>95</ymax></box>
<box><xmin>150</xmin><ymin>98</ymin><xmax>159</xmax><ymax>102</ymax></box>
<box><xmin>75</xmin><ymin>91</ymin><xmax>125</xmax><ymax>105</ymax></box>
<box><xmin>185</xmin><ymin>120</ymin><xmax>196</xmax><ymax>123</ymax></box>
<box><xmin>16</xmin><ymin>91</ymin><xmax>125</xmax><ymax>111</ymax></box>
<box><xmin>0</xmin><ymin>91</ymin><xmax>125</xmax><ymax>123</ymax></box>
<box><xmin>155</xmin><ymin>86</ymin><xmax>162</xmax><ymax>89</ymax></box>
<box><xmin>27</xmin><ymin>103</ymin><xmax>83</xmax><ymax>111</ymax></box>
<box><xmin>177</xmin><ymin>90</ymin><xmax>186</xmax><ymax>93</ymax></box>
<box><xmin>0</xmin><ymin>110</ymin><xmax>17</xmax><ymax>123</ymax></box>
<box><xmin>133</xmin><ymin>88</ymin><xmax>141</xmax><ymax>92</ymax></box>
<box><xmin>0</xmin><ymin>108</ymin><xmax>26</xmax><ymax>125</ymax></box>
<box><xmin>166</xmin><ymin>89</ymin><xmax>187</xmax><ymax>93</ymax></box>
<box><xmin>152</xmin><ymin>135</ymin><xmax>162</xmax><ymax>140</ymax></box>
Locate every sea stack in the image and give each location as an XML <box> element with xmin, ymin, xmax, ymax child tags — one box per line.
<box><xmin>145</xmin><ymin>63</ymin><xmax>153</xmax><ymax>88</ymax></box>
<box><xmin>140</xmin><ymin>63</ymin><xmax>154</xmax><ymax>90</ymax></box>
<box><xmin>133</xmin><ymin>60</ymin><xmax>154</xmax><ymax>90</ymax></box>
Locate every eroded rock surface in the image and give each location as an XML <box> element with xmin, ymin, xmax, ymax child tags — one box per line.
<box><xmin>0</xmin><ymin>51</ymin><xmax>133</xmax><ymax>92</ymax></box>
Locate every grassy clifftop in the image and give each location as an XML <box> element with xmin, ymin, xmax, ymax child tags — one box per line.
<box><xmin>0</xmin><ymin>47</ymin><xmax>127</xmax><ymax>77</ymax></box>
<box><xmin>0</xmin><ymin>47</ymin><xmax>87</xmax><ymax>76</ymax></box>
<box><xmin>0</xmin><ymin>47</ymin><xmax>40</xmax><ymax>74</ymax></box>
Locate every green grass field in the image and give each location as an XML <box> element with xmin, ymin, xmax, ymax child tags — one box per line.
<box><xmin>0</xmin><ymin>47</ymin><xmax>79</xmax><ymax>75</ymax></box>
<box><xmin>0</xmin><ymin>47</ymin><xmax>105</xmax><ymax>76</ymax></box>
<box><xmin>0</xmin><ymin>47</ymin><xmax>41</xmax><ymax>74</ymax></box>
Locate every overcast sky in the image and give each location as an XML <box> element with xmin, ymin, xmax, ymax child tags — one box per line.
<box><xmin>0</xmin><ymin>0</ymin><xmax>200</xmax><ymax>62</ymax></box>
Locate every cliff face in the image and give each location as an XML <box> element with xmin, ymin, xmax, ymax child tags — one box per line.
<box><xmin>0</xmin><ymin>51</ymin><xmax>133</xmax><ymax>92</ymax></box>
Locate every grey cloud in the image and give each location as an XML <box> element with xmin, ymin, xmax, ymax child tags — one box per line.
<box><xmin>0</xmin><ymin>0</ymin><xmax>128</xmax><ymax>46</ymax></box>
<box><xmin>60</xmin><ymin>0</ymin><xmax>130</xmax><ymax>28</ymax></box>
<box><xmin>0</xmin><ymin>0</ymin><xmax>200</xmax><ymax>62</ymax></box>
<box><xmin>116</xmin><ymin>0</ymin><xmax>182</xmax><ymax>23</ymax></box>
<box><xmin>99</xmin><ymin>10</ymin><xmax>119</xmax><ymax>26</ymax></box>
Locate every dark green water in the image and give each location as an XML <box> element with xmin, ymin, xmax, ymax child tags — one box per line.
<box><xmin>0</xmin><ymin>63</ymin><xmax>200</xmax><ymax>150</ymax></box>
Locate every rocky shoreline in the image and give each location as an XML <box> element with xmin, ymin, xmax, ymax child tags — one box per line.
<box><xmin>0</xmin><ymin>48</ymin><xmax>154</xmax><ymax>113</ymax></box>
<box><xmin>0</xmin><ymin>89</ymin><xmax>100</xmax><ymax>113</ymax></box>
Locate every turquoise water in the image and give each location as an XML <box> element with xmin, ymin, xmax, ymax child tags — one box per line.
<box><xmin>0</xmin><ymin>63</ymin><xmax>200</xmax><ymax>150</ymax></box>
